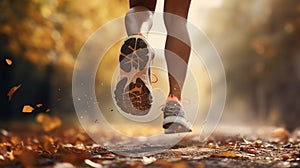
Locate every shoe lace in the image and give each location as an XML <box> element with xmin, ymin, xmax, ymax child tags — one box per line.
<box><xmin>151</xmin><ymin>72</ymin><xmax>158</xmax><ymax>84</ymax></box>
<box><xmin>159</xmin><ymin>97</ymin><xmax>191</xmax><ymax>111</ymax></box>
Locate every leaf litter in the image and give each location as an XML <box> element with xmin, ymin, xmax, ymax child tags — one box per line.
<box><xmin>0</xmin><ymin>125</ymin><xmax>299</xmax><ymax>168</ymax></box>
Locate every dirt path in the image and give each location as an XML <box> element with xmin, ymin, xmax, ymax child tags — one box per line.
<box><xmin>0</xmin><ymin>126</ymin><xmax>299</xmax><ymax>168</ymax></box>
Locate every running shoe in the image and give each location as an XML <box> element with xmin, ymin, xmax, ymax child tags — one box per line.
<box><xmin>114</xmin><ymin>35</ymin><xmax>154</xmax><ymax>116</ymax></box>
<box><xmin>162</xmin><ymin>95</ymin><xmax>192</xmax><ymax>134</ymax></box>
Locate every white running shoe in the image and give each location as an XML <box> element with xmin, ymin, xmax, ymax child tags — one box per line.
<box><xmin>162</xmin><ymin>96</ymin><xmax>192</xmax><ymax>134</ymax></box>
<box><xmin>114</xmin><ymin>35</ymin><xmax>154</xmax><ymax>116</ymax></box>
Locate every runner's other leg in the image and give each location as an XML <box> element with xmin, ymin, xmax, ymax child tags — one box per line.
<box><xmin>162</xmin><ymin>0</ymin><xmax>192</xmax><ymax>133</ymax></box>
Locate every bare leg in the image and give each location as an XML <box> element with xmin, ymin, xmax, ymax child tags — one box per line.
<box><xmin>164</xmin><ymin>0</ymin><xmax>191</xmax><ymax>100</ymax></box>
<box><xmin>125</xmin><ymin>0</ymin><xmax>157</xmax><ymax>37</ymax></box>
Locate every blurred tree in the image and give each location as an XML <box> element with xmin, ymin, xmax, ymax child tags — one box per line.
<box><xmin>250</xmin><ymin>0</ymin><xmax>300</xmax><ymax>130</ymax></box>
<box><xmin>0</xmin><ymin>0</ymin><xmax>127</xmax><ymax>121</ymax></box>
<box><xmin>206</xmin><ymin>0</ymin><xmax>300</xmax><ymax>130</ymax></box>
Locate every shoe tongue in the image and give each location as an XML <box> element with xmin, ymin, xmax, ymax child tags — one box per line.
<box><xmin>167</xmin><ymin>100</ymin><xmax>180</xmax><ymax>107</ymax></box>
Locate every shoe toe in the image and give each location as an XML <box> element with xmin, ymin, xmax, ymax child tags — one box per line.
<box><xmin>163</xmin><ymin>116</ymin><xmax>192</xmax><ymax>134</ymax></box>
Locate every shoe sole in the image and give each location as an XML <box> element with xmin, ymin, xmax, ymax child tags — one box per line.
<box><xmin>114</xmin><ymin>36</ymin><xmax>153</xmax><ymax>116</ymax></box>
<box><xmin>163</xmin><ymin>116</ymin><xmax>192</xmax><ymax>134</ymax></box>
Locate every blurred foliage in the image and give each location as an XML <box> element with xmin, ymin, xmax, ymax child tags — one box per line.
<box><xmin>1</xmin><ymin>0</ymin><xmax>127</xmax><ymax>66</ymax></box>
<box><xmin>0</xmin><ymin>0</ymin><xmax>127</xmax><ymax>120</ymax></box>
<box><xmin>207</xmin><ymin>0</ymin><xmax>300</xmax><ymax>129</ymax></box>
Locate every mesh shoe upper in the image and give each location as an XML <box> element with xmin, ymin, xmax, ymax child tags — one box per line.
<box><xmin>162</xmin><ymin>96</ymin><xmax>192</xmax><ymax>133</ymax></box>
<box><xmin>163</xmin><ymin>100</ymin><xmax>185</xmax><ymax>118</ymax></box>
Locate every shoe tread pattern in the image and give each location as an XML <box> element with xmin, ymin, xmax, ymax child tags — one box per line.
<box><xmin>115</xmin><ymin>37</ymin><xmax>152</xmax><ymax>115</ymax></box>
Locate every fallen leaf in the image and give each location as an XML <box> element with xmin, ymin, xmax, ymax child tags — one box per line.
<box><xmin>10</xmin><ymin>136</ymin><xmax>21</xmax><ymax>146</ymax></box>
<box><xmin>63</xmin><ymin>144</ymin><xmax>73</xmax><ymax>148</ymax></box>
<box><xmin>36</xmin><ymin>104</ymin><xmax>43</xmax><ymax>108</ymax></box>
<box><xmin>84</xmin><ymin>159</ymin><xmax>102</xmax><ymax>168</ymax></box>
<box><xmin>242</xmin><ymin>138</ymin><xmax>252</xmax><ymax>144</ymax></box>
<box><xmin>252</xmin><ymin>140</ymin><xmax>263</xmax><ymax>148</ymax></box>
<box><xmin>101</xmin><ymin>153</ymin><xmax>116</xmax><ymax>160</ymax></box>
<box><xmin>272</xmin><ymin>127</ymin><xmax>291</xmax><ymax>142</ymax></box>
<box><xmin>54</xmin><ymin>162</ymin><xmax>75</xmax><ymax>168</ymax></box>
<box><xmin>281</xmin><ymin>155</ymin><xmax>290</xmax><ymax>161</ymax></box>
<box><xmin>171</xmin><ymin>161</ymin><xmax>189</xmax><ymax>168</ymax></box>
<box><xmin>74</xmin><ymin>143</ymin><xmax>85</xmax><ymax>150</ymax></box>
<box><xmin>22</xmin><ymin>105</ymin><xmax>34</xmax><ymax>113</ymax></box>
<box><xmin>6</xmin><ymin>151</ymin><xmax>14</xmax><ymax>160</ymax></box>
<box><xmin>208</xmin><ymin>142</ymin><xmax>219</xmax><ymax>148</ymax></box>
<box><xmin>7</xmin><ymin>84</ymin><xmax>22</xmax><ymax>101</ymax></box>
<box><xmin>142</xmin><ymin>156</ymin><xmax>156</xmax><ymax>165</ymax></box>
<box><xmin>43</xmin><ymin>135</ymin><xmax>58</xmax><ymax>154</ymax></box>
<box><xmin>5</xmin><ymin>58</ymin><xmax>13</xmax><ymax>66</ymax></box>
<box><xmin>211</xmin><ymin>151</ymin><xmax>246</xmax><ymax>158</ymax></box>
<box><xmin>240</xmin><ymin>146</ymin><xmax>257</xmax><ymax>154</ymax></box>
<box><xmin>0</xmin><ymin>129</ymin><xmax>9</xmax><ymax>136</ymax></box>
<box><xmin>36</xmin><ymin>113</ymin><xmax>61</xmax><ymax>132</ymax></box>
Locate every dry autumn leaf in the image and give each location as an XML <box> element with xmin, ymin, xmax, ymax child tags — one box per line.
<box><xmin>22</xmin><ymin>105</ymin><xmax>34</xmax><ymax>113</ymax></box>
<box><xmin>36</xmin><ymin>113</ymin><xmax>61</xmax><ymax>132</ymax></box>
<box><xmin>7</xmin><ymin>84</ymin><xmax>22</xmax><ymax>101</ymax></box>
<box><xmin>84</xmin><ymin>159</ymin><xmax>102</xmax><ymax>168</ymax></box>
<box><xmin>43</xmin><ymin>135</ymin><xmax>58</xmax><ymax>153</ymax></box>
<box><xmin>171</xmin><ymin>161</ymin><xmax>189</xmax><ymax>168</ymax></box>
<box><xmin>7</xmin><ymin>151</ymin><xmax>14</xmax><ymax>161</ymax></box>
<box><xmin>142</xmin><ymin>156</ymin><xmax>156</xmax><ymax>165</ymax></box>
<box><xmin>211</xmin><ymin>151</ymin><xmax>246</xmax><ymax>158</ymax></box>
<box><xmin>5</xmin><ymin>58</ymin><xmax>13</xmax><ymax>66</ymax></box>
<box><xmin>271</xmin><ymin>127</ymin><xmax>291</xmax><ymax>142</ymax></box>
<box><xmin>36</xmin><ymin>104</ymin><xmax>43</xmax><ymax>108</ymax></box>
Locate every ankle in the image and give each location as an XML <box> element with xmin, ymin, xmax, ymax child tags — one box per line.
<box><xmin>167</xmin><ymin>94</ymin><xmax>181</xmax><ymax>103</ymax></box>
